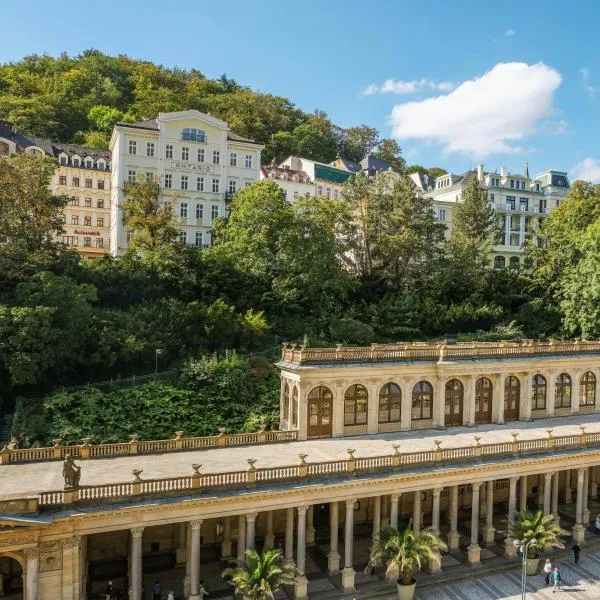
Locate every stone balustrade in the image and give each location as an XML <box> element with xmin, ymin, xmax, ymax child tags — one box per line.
<box><xmin>280</xmin><ymin>339</ymin><xmax>600</xmax><ymax>364</ymax></box>
<box><xmin>0</xmin><ymin>429</ymin><xmax>298</xmax><ymax>465</ymax></box>
<box><xmin>27</xmin><ymin>427</ymin><xmax>599</xmax><ymax>510</ymax></box>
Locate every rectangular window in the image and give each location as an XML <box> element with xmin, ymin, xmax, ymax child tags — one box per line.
<box><xmin>72</xmin><ymin>158</ymin><xmax>80</xmax><ymax>167</ymax></box>
<box><xmin>145</xmin><ymin>172</ymin><xmax>153</xmax><ymax>182</ymax></box>
<box><xmin>179</xmin><ymin>231</ymin><xmax>187</xmax><ymax>244</ymax></box>
<box><xmin>317</xmin><ymin>186</ymin><xmax>323</xmax><ymax>196</ymax></box>
<box><xmin>245</xmin><ymin>154</ymin><xmax>253</xmax><ymax>168</ymax></box>
<box><xmin>519</xmin><ymin>197</ymin><xmax>529</xmax><ymax>211</ymax></box>
<box><xmin>439</xmin><ymin>209</ymin><xmax>447</xmax><ymax>221</ymax></box>
<box><xmin>97</xmin><ymin>217</ymin><xmax>104</xmax><ymax>227</ymax></box>
<box><xmin>127</xmin><ymin>170</ymin><xmax>135</xmax><ymax>184</ymax></box>
<box><xmin>97</xmin><ymin>180</ymin><xmax>105</xmax><ymax>190</ymax></box>
<box><xmin>84</xmin><ymin>237</ymin><xmax>91</xmax><ymax>247</ymax></box>
<box><xmin>72</xmin><ymin>177</ymin><xmax>80</xmax><ymax>187</ymax></box>
<box><xmin>97</xmin><ymin>199</ymin><xmax>104</xmax><ymax>209</ymax></box>
<box><xmin>212</xmin><ymin>150</ymin><xmax>220</xmax><ymax>165</ymax></box>
<box><xmin>181</xmin><ymin>146</ymin><xmax>189</xmax><ymax>161</ymax></box>
<box><xmin>96</xmin><ymin>238</ymin><xmax>104</xmax><ymax>248</ymax></box>
<box><xmin>195</xmin><ymin>231</ymin><xmax>203</xmax><ymax>247</ymax></box>
<box><xmin>196</xmin><ymin>177</ymin><xmax>204</xmax><ymax>191</ymax></box>
<box><xmin>211</xmin><ymin>205</ymin><xmax>219</xmax><ymax>219</ymax></box>
<box><xmin>181</xmin><ymin>175</ymin><xmax>189</xmax><ymax>190</ymax></box>
<box><xmin>197</xmin><ymin>148</ymin><xmax>205</xmax><ymax>163</ymax></box>
<box><xmin>85</xmin><ymin>179</ymin><xmax>92</xmax><ymax>189</ymax></box>
<box><xmin>84</xmin><ymin>216</ymin><xmax>92</xmax><ymax>226</ymax></box>
<box><xmin>212</xmin><ymin>178</ymin><xmax>219</xmax><ymax>193</ymax></box>
<box><xmin>165</xmin><ymin>144</ymin><xmax>173</xmax><ymax>159</ymax></box>
<box><xmin>72</xmin><ymin>216</ymin><xmax>79</xmax><ymax>225</ymax></box>
<box><xmin>60</xmin><ymin>156</ymin><xmax>67</xmax><ymax>165</ymax></box>
<box><xmin>489</xmin><ymin>193</ymin><xmax>495</xmax><ymax>202</ymax></box>
<box><xmin>228</xmin><ymin>179</ymin><xmax>237</xmax><ymax>194</ymax></box>
<box><xmin>164</xmin><ymin>174</ymin><xmax>172</xmax><ymax>189</ymax></box>
<box><xmin>180</xmin><ymin>202</ymin><xmax>188</xmax><ymax>218</ymax></box>
<box><xmin>59</xmin><ymin>176</ymin><xmax>67</xmax><ymax>185</ymax></box>
<box><xmin>129</xmin><ymin>140</ymin><xmax>137</xmax><ymax>155</ymax></box>
<box><xmin>506</xmin><ymin>196</ymin><xmax>516</xmax><ymax>210</ymax></box>
<box><xmin>196</xmin><ymin>203</ymin><xmax>203</xmax><ymax>219</ymax></box>
<box><xmin>70</xmin><ymin>197</ymin><xmax>79</xmax><ymax>206</ymax></box>
<box><xmin>146</xmin><ymin>142</ymin><xmax>155</xmax><ymax>157</ymax></box>
<box><xmin>84</xmin><ymin>198</ymin><xmax>92</xmax><ymax>207</ymax></box>
<box><xmin>230</xmin><ymin>153</ymin><xmax>237</xmax><ymax>166</ymax></box>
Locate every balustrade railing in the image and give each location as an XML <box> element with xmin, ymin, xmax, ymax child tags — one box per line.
<box><xmin>34</xmin><ymin>428</ymin><xmax>599</xmax><ymax>509</ymax></box>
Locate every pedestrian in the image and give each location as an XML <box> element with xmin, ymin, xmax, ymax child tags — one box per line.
<box><xmin>572</xmin><ymin>542</ymin><xmax>581</xmax><ymax>564</ymax></box>
<box><xmin>551</xmin><ymin>567</ymin><xmax>561</xmax><ymax>592</ymax></box>
<box><xmin>152</xmin><ymin>580</ymin><xmax>161</xmax><ymax>600</ymax></box>
<box><xmin>104</xmin><ymin>581</ymin><xmax>114</xmax><ymax>600</ymax></box>
<box><xmin>198</xmin><ymin>580</ymin><xmax>210</xmax><ymax>598</ymax></box>
<box><xmin>543</xmin><ymin>558</ymin><xmax>553</xmax><ymax>585</ymax></box>
<box><xmin>595</xmin><ymin>514</ymin><xmax>600</xmax><ymax>533</ymax></box>
<box><xmin>167</xmin><ymin>592</ymin><xmax>175</xmax><ymax>600</ymax></box>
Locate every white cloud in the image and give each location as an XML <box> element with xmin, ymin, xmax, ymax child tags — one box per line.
<box><xmin>504</xmin><ymin>29</ymin><xmax>516</xmax><ymax>36</ymax></box>
<box><xmin>580</xmin><ymin>67</ymin><xmax>598</xmax><ymax>97</ymax></box>
<box><xmin>362</xmin><ymin>78</ymin><xmax>455</xmax><ymax>96</ymax></box>
<box><xmin>388</xmin><ymin>62</ymin><xmax>562</xmax><ymax>157</ymax></box>
<box><xmin>541</xmin><ymin>119</ymin><xmax>568</xmax><ymax>135</ymax></box>
<box><xmin>570</xmin><ymin>158</ymin><xmax>600</xmax><ymax>182</ymax></box>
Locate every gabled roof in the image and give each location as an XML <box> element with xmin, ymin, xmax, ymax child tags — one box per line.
<box><xmin>52</xmin><ymin>143</ymin><xmax>111</xmax><ymax>161</ymax></box>
<box><xmin>360</xmin><ymin>155</ymin><xmax>393</xmax><ymax>174</ymax></box>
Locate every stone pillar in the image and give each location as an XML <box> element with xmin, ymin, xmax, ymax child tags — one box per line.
<box><xmin>493</xmin><ymin>374</ymin><xmax>506</xmax><ymax>424</ymax></box>
<box><xmin>484</xmin><ymin>481</ymin><xmax>495</xmax><ymax>544</ymax></box>
<box><xmin>295</xmin><ymin>506</ymin><xmax>308</xmax><ymax>599</ymax></box>
<box><xmin>62</xmin><ymin>536</ymin><xmax>82</xmax><ymax>600</ymax></box>
<box><xmin>564</xmin><ymin>469</ymin><xmax>573</xmax><ymax>503</ymax></box>
<box><xmin>285</xmin><ymin>508</ymin><xmax>294</xmax><ymax>563</ymax></box>
<box><xmin>413</xmin><ymin>491</ymin><xmax>422</xmax><ymax>534</ymax></box>
<box><xmin>521</xmin><ymin>372</ymin><xmax>532</xmax><ymax>420</ymax></box>
<box><xmin>433</xmin><ymin>378</ymin><xmax>446</xmax><ymax>428</ymax></box>
<box><xmin>400</xmin><ymin>378</ymin><xmax>412</xmax><ymax>431</ymax></box>
<box><xmin>342</xmin><ymin>499</ymin><xmax>356</xmax><ymax>592</ymax></box>
<box><xmin>432</xmin><ymin>488</ymin><xmax>441</xmax><ymax>535</ymax></box>
<box><xmin>552</xmin><ymin>472</ymin><xmax>560</xmax><ymax>520</ymax></box>
<box><xmin>328</xmin><ymin>501</ymin><xmax>340</xmax><ymax>573</ymax></box>
<box><xmin>505</xmin><ymin>476</ymin><xmax>518</xmax><ymax>558</ymax></box>
<box><xmin>184</xmin><ymin>523</ymin><xmax>191</xmax><ymax>597</ymax></box>
<box><xmin>591</xmin><ymin>467</ymin><xmax>598</xmax><ymax>499</ymax></box>
<box><xmin>367</xmin><ymin>380</ymin><xmax>380</xmax><ymax>434</ymax></box>
<box><xmin>129</xmin><ymin>527</ymin><xmax>144</xmax><ymax>600</ymax></box>
<box><xmin>372</xmin><ymin>495</ymin><xmax>381</xmax><ymax>542</ymax></box>
<box><xmin>221</xmin><ymin>517</ymin><xmax>232</xmax><ymax>558</ymax></box>
<box><xmin>573</xmin><ymin>467</ymin><xmax>586</xmax><ymax>543</ymax></box>
<box><xmin>583</xmin><ymin>468</ymin><xmax>590</xmax><ymax>524</ymax></box>
<box><xmin>544</xmin><ymin>473</ymin><xmax>552</xmax><ymax>515</ymax></box>
<box><xmin>25</xmin><ymin>549</ymin><xmax>39</xmax><ymax>600</ymax></box>
<box><xmin>468</xmin><ymin>483</ymin><xmax>481</xmax><ymax>564</ymax></box>
<box><xmin>189</xmin><ymin>520</ymin><xmax>202</xmax><ymax>600</ymax></box>
<box><xmin>297</xmin><ymin>385</ymin><xmax>309</xmax><ymax>440</ymax></box>
<box><xmin>237</xmin><ymin>515</ymin><xmax>246</xmax><ymax>561</ymax></box>
<box><xmin>306</xmin><ymin>505</ymin><xmax>315</xmax><ymax>544</ymax></box>
<box><xmin>520</xmin><ymin>475</ymin><xmax>528</xmax><ymax>512</ymax></box>
<box><xmin>246</xmin><ymin>513</ymin><xmax>258</xmax><ymax>550</ymax></box>
<box><xmin>265</xmin><ymin>511</ymin><xmax>275</xmax><ymax>549</ymax></box>
<box><xmin>390</xmin><ymin>494</ymin><xmax>400</xmax><ymax>529</ymax></box>
<box><xmin>448</xmin><ymin>485</ymin><xmax>459</xmax><ymax>550</ymax></box>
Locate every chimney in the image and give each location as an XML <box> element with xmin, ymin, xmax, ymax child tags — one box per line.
<box><xmin>500</xmin><ymin>167</ymin><xmax>508</xmax><ymax>177</ymax></box>
<box><xmin>477</xmin><ymin>164</ymin><xmax>484</xmax><ymax>182</ymax></box>
<box><xmin>0</xmin><ymin>119</ymin><xmax>14</xmax><ymax>138</ymax></box>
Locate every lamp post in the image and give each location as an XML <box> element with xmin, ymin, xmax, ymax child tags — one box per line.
<box><xmin>513</xmin><ymin>537</ymin><xmax>538</xmax><ymax>600</ymax></box>
<box><xmin>155</xmin><ymin>348</ymin><xmax>163</xmax><ymax>374</ymax></box>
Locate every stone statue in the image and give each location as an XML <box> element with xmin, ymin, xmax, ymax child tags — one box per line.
<box><xmin>63</xmin><ymin>454</ymin><xmax>81</xmax><ymax>489</ymax></box>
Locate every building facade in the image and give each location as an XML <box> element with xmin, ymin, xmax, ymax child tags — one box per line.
<box><xmin>278</xmin><ymin>156</ymin><xmax>352</xmax><ymax>199</ymax></box>
<box><xmin>259</xmin><ymin>163</ymin><xmax>314</xmax><ymax>202</ymax></box>
<box><xmin>109</xmin><ymin>110</ymin><xmax>263</xmax><ymax>256</ymax></box>
<box><xmin>0</xmin><ymin>120</ymin><xmax>112</xmax><ymax>259</ymax></box>
<box><xmin>426</xmin><ymin>164</ymin><xmax>571</xmax><ymax>268</ymax></box>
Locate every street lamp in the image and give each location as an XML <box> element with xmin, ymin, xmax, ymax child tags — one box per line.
<box><xmin>513</xmin><ymin>537</ymin><xmax>538</xmax><ymax>600</ymax></box>
<box><xmin>155</xmin><ymin>348</ymin><xmax>163</xmax><ymax>374</ymax></box>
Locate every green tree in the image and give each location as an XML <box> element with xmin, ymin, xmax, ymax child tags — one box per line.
<box><xmin>508</xmin><ymin>510</ymin><xmax>566</xmax><ymax>558</ymax></box>
<box><xmin>87</xmin><ymin>104</ymin><xmax>126</xmax><ymax>132</ymax></box>
<box><xmin>373</xmin><ymin>138</ymin><xmax>406</xmax><ymax>172</ymax></box>
<box><xmin>223</xmin><ymin>549</ymin><xmax>295</xmax><ymax>600</ymax></box>
<box><xmin>339</xmin><ymin>124</ymin><xmax>380</xmax><ymax>163</ymax></box>
<box><xmin>292</xmin><ymin>111</ymin><xmax>338</xmax><ymax>163</ymax></box>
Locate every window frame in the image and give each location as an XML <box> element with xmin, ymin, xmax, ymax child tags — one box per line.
<box><xmin>344</xmin><ymin>384</ymin><xmax>368</xmax><ymax>426</ymax></box>
<box><xmin>378</xmin><ymin>383</ymin><xmax>401</xmax><ymax>424</ymax></box>
<box><xmin>411</xmin><ymin>381</ymin><xmax>433</xmax><ymax>421</ymax></box>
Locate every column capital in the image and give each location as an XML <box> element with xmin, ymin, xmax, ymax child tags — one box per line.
<box><xmin>297</xmin><ymin>505</ymin><xmax>309</xmax><ymax>516</ymax></box>
<box><xmin>246</xmin><ymin>512</ymin><xmax>258</xmax><ymax>523</ymax></box>
<box><xmin>391</xmin><ymin>493</ymin><xmax>400</xmax><ymax>502</ymax></box>
<box><xmin>190</xmin><ymin>519</ymin><xmax>203</xmax><ymax>530</ymax></box>
<box><xmin>131</xmin><ymin>527</ymin><xmax>144</xmax><ymax>538</ymax></box>
<box><xmin>545</xmin><ymin>472</ymin><xmax>553</xmax><ymax>482</ymax></box>
<box><xmin>578</xmin><ymin>467</ymin><xmax>587</xmax><ymax>477</ymax></box>
<box><xmin>432</xmin><ymin>487</ymin><xmax>442</xmax><ymax>497</ymax></box>
<box><xmin>24</xmin><ymin>548</ymin><xmax>39</xmax><ymax>559</ymax></box>
<box><xmin>472</xmin><ymin>482</ymin><xmax>481</xmax><ymax>491</ymax></box>
<box><xmin>345</xmin><ymin>499</ymin><xmax>356</xmax><ymax>510</ymax></box>
<box><xmin>61</xmin><ymin>535</ymin><xmax>81</xmax><ymax>549</ymax></box>
<box><xmin>510</xmin><ymin>475</ymin><xmax>519</xmax><ymax>484</ymax></box>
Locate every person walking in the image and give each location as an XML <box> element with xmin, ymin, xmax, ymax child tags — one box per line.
<box><xmin>572</xmin><ymin>542</ymin><xmax>581</xmax><ymax>564</ymax></box>
<box><xmin>595</xmin><ymin>514</ymin><xmax>600</xmax><ymax>534</ymax></box>
<box><xmin>543</xmin><ymin>559</ymin><xmax>553</xmax><ymax>585</ymax></box>
<box><xmin>198</xmin><ymin>580</ymin><xmax>210</xmax><ymax>598</ymax></box>
<box><xmin>104</xmin><ymin>581</ymin><xmax>114</xmax><ymax>600</ymax></box>
<box><xmin>151</xmin><ymin>580</ymin><xmax>161</xmax><ymax>600</ymax></box>
<box><xmin>551</xmin><ymin>567</ymin><xmax>561</xmax><ymax>593</ymax></box>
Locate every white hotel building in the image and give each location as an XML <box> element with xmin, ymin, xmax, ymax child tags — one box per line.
<box><xmin>109</xmin><ymin>110</ymin><xmax>263</xmax><ymax>255</ymax></box>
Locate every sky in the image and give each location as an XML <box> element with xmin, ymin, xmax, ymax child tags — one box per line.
<box><xmin>2</xmin><ymin>0</ymin><xmax>600</xmax><ymax>180</ymax></box>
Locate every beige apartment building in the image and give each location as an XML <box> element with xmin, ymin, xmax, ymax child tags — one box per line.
<box><xmin>2</xmin><ymin>341</ymin><xmax>600</xmax><ymax>600</ymax></box>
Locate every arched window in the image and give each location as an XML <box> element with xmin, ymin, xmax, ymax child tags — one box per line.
<box><xmin>475</xmin><ymin>377</ymin><xmax>492</xmax><ymax>424</ymax></box>
<box><xmin>494</xmin><ymin>256</ymin><xmax>505</xmax><ymax>269</ymax></box>
<box><xmin>344</xmin><ymin>384</ymin><xmax>368</xmax><ymax>426</ymax></box>
<box><xmin>291</xmin><ymin>386</ymin><xmax>298</xmax><ymax>428</ymax></box>
<box><xmin>531</xmin><ymin>374</ymin><xmax>546</xmax><ymax>410</ymax></box>
<box><xmin>509</xmin><ymin>256</ymin><xmax>520</xmax><ymax>268</ymax></box>
<box><xmin>580</xmin><ymin>372</ymin><xmax>596</xmax><ymax>406</ymax></box>
<box><xmin>554</xmin><ymin>373</ymin><xmax>572</xmax><ymax>408</ymax></box>
<box><xmin>444</xmin><ymin>379</ymin><xmax>463</xmax><ymax>426</ymax></box>
<box><xmin>504</xmin><ymin>375</ymin><xmax>520</xmax><ymax>421</ymax></box>
<box><xmin>412</xmin><ymin>381</ymin><xmax>433</xmax><ymax>421</ymax></box>
<box><xmin>379</xmin><ymin>383</ymin><xmax>401</xmax><ymax>423</ymax></box>
<box><xmin>307</xmin><ymin>386</ymin><xmax>332</xmax><ymax>438</ymax></box>
<box><xmin>283</xmin><ymin>383</ymin><xmax>290</xmax><ymax>427</ymax></box>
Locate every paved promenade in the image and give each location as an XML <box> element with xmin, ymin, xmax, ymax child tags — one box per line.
<box><xmin>2</xmin><ymin>412</ymin><xmax>600</xmax><ymax>499</ymax></box>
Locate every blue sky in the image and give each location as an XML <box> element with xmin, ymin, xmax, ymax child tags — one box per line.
<box><xmin>3</xmin><ymin>0</ymin><xmax>600</xmax><ymax>180</ymax></box>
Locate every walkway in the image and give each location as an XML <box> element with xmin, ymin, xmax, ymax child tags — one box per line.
<box><xmin>3</xmin><ymin>413</ymin><xmax>600</xmax><ymax>499</ymax></box>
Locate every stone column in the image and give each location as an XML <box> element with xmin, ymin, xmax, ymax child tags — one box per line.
<box><xmin>591</xmin><ymin>467</ymin><xmax>598</xmax><ymax>499</ymax></box>
<box><xmin>552</xmin><ymin>472</ymin><xmax>560</xmax><ymax>520</ymax></box>
<box><xmin>520</xmin><ymin>372</ymin><xmax>532</xmax><ymax>420</ymax></box>
<box><xmin>372</xmin><ymin>495</ymin><xmax>381</xmax><ymax>542</ymax></box>
<box><xmin>448</xmin><ymin>485</ymin><xmax>459</xmax><ymax>550</ymax></box>
<box><xmin>328</xmin><ymin>501</ymin><xmax>340</xmax><ymax>573</ymax></box>
<box><xmin>484</xmin><ymin>481</ymin><xmax>495</xmax><ymax>543</ymax></box>
<box><xmin>413</xmin><ymin>491</ymin><xmax>422</xmax><ymax>534</ymax></box>
<box><xmin>295</xmin><ymin>506</ymin><xmax>309</xmax><ymax>599</ymax></box>
<box><xmin>189</xmin><ymin>520</ymin><xmax>202</xmax><ymax>600</ymax></box>
<box><xmin>400</xmin><ymin>378</ymin><xmax>412</xmax><ymax>431</ymax></box>
<box><xmin>496</xmin><ymin>375</ymin><xmax>506</xmax><ymax>424</ymax></box>
<box><xmin>342</xmin><ymin>499</ymin><xmax>356</xmax><ymax>592</ymax></box>
<box><xmin>25</xmin><ymin>549</ymin><xmax>39</xmax><ymax>600</ymax></box>
<box><xmin>285</xmin><ymin>508</ymin><xmax>294</xmax><ymax>563</ymax></box>
<box><xmin>544</xmin><ymin>473</ymin><xmax>552</xmax><ymax>515</ymax></box>
<box><xmin>221</xmin><ymin>517</ymin><xmax>232</xmax><ymax>558</ymax></box>
<box><xmin>432</xmin><ymin>488</ymin><xmax>441</xmax><ymax>535</ymax></box>
<box><xmin>246</xmin><ymin>513</ymin><xmax>258</xmax><ymax>550</ymax></box>
<box><xmin>184</xmin><ymin>523</ymin><xmax>191</xmax><ymax>597</ymax></box>
<box><xmin>564</xmin><ymin>469</ymin><xmax>573</xmax><ymax>503</ymax></box>
<box><xmin>367</xmin><ymin>379</ymin><xmax>380</xmax><ymax>434</ymax></box>
<box><xmin>390</xmin><ymin>494</ymin><xmax>400</xmax><ymax>529</ymax></box>
<box><xmin>306</xmin><ymin>505</ymin><xmax>315</xmax><ymax>544</ymax></box>
<box><xmin>505</xmin><ymin>476</ymin><xmax>518</xmax><ymax>557</ymax></box>
<box><xmin>265</xmin><ymin>511</ymin><xmax>275</xmax><ymax>549</ymax></box>
<box><xmin>468</xmin><ymin>483</ymin><xmax>481</xmax><ymax>564</ymax></box>
<box><xmin>433</xmin><ymin>378</ymin><xmax>446</xmax><ymax>428</ymax></box>
<box><xmin>237</xmin><ymin>515</ymin><xmax>246</xmax><ymax>561</ymax></box>
<box><xmin>129</xmin><ymin>527</ymin><xmax>144</xmax><ymax>600</ymax></box>
<box><xmin>520</xmin><ymin>475</ymin><xmax>528</xmax><ymax>512</ymax></box>
<box><xmin>583</xmin><ymin>468</ymin><xmax>590</xmax><ymax>524</ymax></box>
<box><xmin>573</xmin><ymin>467</ymin><xmax>586</xmax><ymax>543</ymax></box>
<box><xmin>464</xmin><ymin>375</ymin><xmax>475</xmax><ymax>426</ymax></box>
<box><xmin>61</xmin><ymin>536</ymin><xmax>82</xmax><ymax>600</ymax></box>
<box><xmin>297</xmin><ymin>385</ymin><xmax>309</xmax><ymax>441</ymax></box>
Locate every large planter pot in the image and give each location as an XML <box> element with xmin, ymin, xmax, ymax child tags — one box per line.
<box><xmin>526</xmin><ymin>556</ymin><xmax>540</xmax><ymax>576</ymax></box>
<box><xmin>397</xmin><ymin>579</ymin><xmax>416</xmax><ymax>600</ymax></box>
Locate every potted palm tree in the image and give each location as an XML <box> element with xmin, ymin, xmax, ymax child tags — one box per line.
<box><xmin>367</xmin><ymin>520</ymin><xmax>447</xmax><ymax>600</ymax></box>
<box><xmin>509</xmin><ymin>510</ymin><xmax>566</xmax><ymax>575</ymax></box>
<box><xmin>222</xmin><ymin>548</ymin><xmax>296</xmax><ymax>600</ymax></box>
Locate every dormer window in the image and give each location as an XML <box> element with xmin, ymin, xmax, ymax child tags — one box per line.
<box><xmin>72</xmin><ymin>156</ymin><xmax>81</xmax><ymax>167</ymax></box>
<box><xmin>59</xmin><ymin>155</ymin><xmax>68</xmax><ymax>165</ymax></box>
<box><xmin>182</xmin><ymin>128</ymin><xmax>206</xmax><ymax>143</ymax></box>
<box><xmin>282</xmin><ymin>173</ymin><xmax>289</xmax><ymax>181</ymax></box>
<box><xmin>97</xmin><ymin>159</ymin><xmax>106</xmax><ymax>170</ymax></box>
<box><xmin>85</xmin><ymin>158</ymin><xmax>93</xmax><ymax>169</ymax></box>
<box><xmin>270</xmin><ymin>171</ymin><xmax>277</xmax><ymax>179</ymax></box>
